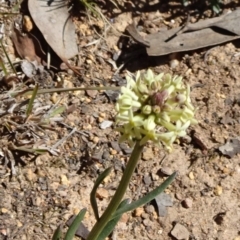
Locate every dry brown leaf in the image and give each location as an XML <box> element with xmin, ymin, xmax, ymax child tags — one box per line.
<box><xmin>28</xmin><ymin>0</ymin><xmax>78</xmax><ymax>60</ymax></box>
<box><xmin>127</xmin><ymin>9</ymin><xmax>240</xmax><ymax>56</ymax></box>
<box><xmin>11</xmin><ymin>28</ymin><xmax>41</xmax><ymax>62</ymax></box>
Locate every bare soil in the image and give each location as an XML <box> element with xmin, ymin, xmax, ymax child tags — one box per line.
<box><xmin>0</xmin><ymin>0</ymin><xmax>240</xmax><ymax>240</ymax></box>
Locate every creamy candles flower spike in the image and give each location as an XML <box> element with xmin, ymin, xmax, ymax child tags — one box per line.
<box><xmin>116</xmin><ymin>69</ymin><xmax>197</xmax><ymax>150</ymax></box>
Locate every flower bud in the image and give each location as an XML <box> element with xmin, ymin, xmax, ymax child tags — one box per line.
<box><xmin>152</xmin><ymin>105</ymin><xmax>161</xmax><ymax>114</ymax></box>
<box><xmin>151</xmin><ymin>91</ymin><xmax>168</xmax><ymax>106</ymax></box>
<box><xmin>142</xmin><ymin>105</ymin><xmax>152</xmax><ymax>115</ymax></box>
<box><xmin>175</xmin><ymin>94</ymin><xmax>186</xmax><ymax>103</ymax></box>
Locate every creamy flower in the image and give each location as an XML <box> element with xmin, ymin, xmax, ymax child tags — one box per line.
<box><xmin>115</xmin><ymin>69</ymin><xmax>197</xmax><ymax>150</ymax></box>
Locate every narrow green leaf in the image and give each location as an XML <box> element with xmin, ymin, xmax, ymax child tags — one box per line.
<box><xmin>11</xmin><ymin>86</ymin><xmax>120</xmax><ymax>98</ymax></box>
<box><xmin>64</xmin><ymin>208</ymin><xmax>87</xmax><ymax>240</ymax></box>
<box><xmin>48</xmin><ymin>106</ymin><xmax>66</xmax><ymax>118</ymax></box>
<box><xmin>52</xmin><ymin>224</ymin><xmax>62</xmax><ymax>240</ymax></box>
<box><xmin>111</xmin><ymin>172</ymin><xmax>177</xmax><ymax>220</ymax></box>
<box><xmin>12</xmin><ymin>147</ymin><xmax>48</xmax><ymax>154</ymax></box>
<box><xmin>90</xmin><ymin>167</ymin><xmax>112</xmax><ymax>221</ymax></box>
<box><xmin>96</xmin><ymin>199</ymin><xmax>129</xmax><ymax>240</ymax></box>
<box><xmin>0</xmin><ymin>39</ymin><xmax>17</xmax><ymax>75</ymax></box>
<box><xmin>26</xmin><ymin>84</ymin><xmax>38</xmax><ymax>117</ymax></box>
<box><xmin>0</xmin><ymin>56</ymin><xmax>8</xmax><ymax>76</ymax></box>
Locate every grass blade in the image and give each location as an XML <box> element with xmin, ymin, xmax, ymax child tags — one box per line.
<box><xmin>52</xmin><ymin>224</ymin><xmax>62</xmax><ymax>240</ymax></box>
<box><xmin>64</xmin><ymin>208</ymin><xmax>87</xmax><ymax>240</ymax></box>
<box><xmin>111</xmin><ymin>172</ymin><xmax>177</xmax><ymax>220</ymax></box>
<box><xmin>0</xmin><ymin>39</ymin><xmax>17</xmax><ymax>75</ymax></box>
<box><xmin>26</xmin><ymin>84</ymin><xmax>38</xmax><ymax>117</ymax></box>
<box><xmin>0</xmin><ymin>56</ymin><xmax>8</xmax><ymax>76</ymax></box>
<box><xmin>48</xmin><ymin>106</ymin><xmax>66</xmax><ymax>118</ymax></box>
<box><xmin>90</xmin><ymin>167</ymin><xmax>112</xmax><ymax>221</ymax></box>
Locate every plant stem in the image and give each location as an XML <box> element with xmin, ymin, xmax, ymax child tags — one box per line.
<box><xmin>86</xmin><ymin>140</ymin><xmax>144</xmax><ymax>240</ymax></box>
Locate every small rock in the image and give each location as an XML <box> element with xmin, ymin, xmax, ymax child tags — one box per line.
<box><xmin>141</xmin><ymin>212</ymin><xmax>149</xmax><ymax>219</ymax></box>
<box><xmin>110</xmin><ymin>141</ymin><xmax>121</xmax><ymax>152</ymax></box>
<box><xmin>96</xmin><ymin>188</ymin><xmax>109</xmax><ymax>199</ymax></box>
<box><xmin>170</xmin><ymin>59</ymin><xmax>179</xmax><ymax>69</ymax></box>
<box><xmin>214</xmin><ymin>185</ymin><xmax>223</xmax><ymax>196</ymax></box>
<box><xmin>99</xmin><ymin>112</ymin><xmax>106</xmax><ymax>118</ymax></box>
<box><xmin>24</xmin><ymin>169</ymin><xmax>36</xmax><ymax>182</ymax></box>
<box><xmin>92</xmin><ymin>136</ymin><xmax>99</xmax><ymax>144</ymax></box>
<box><xmin>188</xmin><ymin>172</ymin><xmax>195</xmax><ymax>180</ymax></box>
<box><xmin>182</xmin><ymin>198</ymin><xmax>193</xmax><ymax>208</ymax></box>
<box><xmin>0</xmin><ymin>229</ymin><xmax>7</xmax><ymax>236</ymax></box>
<box><xmin>142</xmin><ymin>219</ymin><xmax>151</xmax><ymax>227</ymax></box>
<box><xmin>151</xmin><ymin>172</ymin><xmax>159</xmax><ymax>181</ymax></box>
<box><xmin>1</xmin><ymin>208</ymin><xmax>8</xmax><ymax>213</ymax></box>
<box><xmin>175</xmin><ymin>193</ymin><xmax>183</xmax><ymax>201</ymax></box>
<box><xmin>120</xmin><ymin>213</ymin><xmax>129</xmax><ymax>223</ymax></box>
<box><xmin>16</xmin><ymin>220</ymin><xmax>23</xmax><ymax>227</ymax></box>
<box><xmin>145</xmin><ymin>205</ymin><xmax>155</xmax><ymax>214</ymax></box>
<box><xmin>142</xmin><ymin>148</ymin><xmax>154</xmax><ymax>161</ymax></box>
<box><xmin>110</xmin><ymin>148</ymin><xmax>117</xmax><ymax>155</ymax></box>
<box><xmin>119</xmin><ymin>143</ymin><xmax>132</xmax><ymax>154</ymax></box>
<box><xmin>86</xmin><ymin>89</ymin><xmax>98</xmax><ymax>98</ymax></box>
<box><xmin>143</xmin><ymin>174</ymin><xmax>152</xmax><ymax>185</ymax></box>
<box><xmin>102</xmin><ymin>151</ymin><xmax>110</xmax><ymax>160</ymax></box>
<box><xmin>51</xmin><ymin>92</ymin><xmax>59</xmax><ymax>104</ymax></box>
<box><xmin>155</xmin><ymin>193</ymin><xmax>173</xmax><ymax>217</ymax></box>
<box><xmin>134</xmin><ymin>207</ymin><xmax>144</xmax><ymax>217</ymax></box>
<box><xmin>99</xmin><ymin>120</ymin><xmax>113</xmax><ymax>129</ymax></box>
<box><xmin>171</xmin><ymin>223</ymin><xmax>189</xmax><ymax>240</ymax></box>
<box><xmin>60</xmin><ymin>175</ymin><xmax>70</xmax><ymax>186</ymax></box>
<box><xmin>160</xmin><ymin>167</ymin><xmax>173</xmax><ymax>176</ymax></box>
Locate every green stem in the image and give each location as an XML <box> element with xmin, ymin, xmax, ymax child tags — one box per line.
<box><xmin>86</xmin><ymin>140</ymin><xmax>144</xmax><ymax>240</ymax></box>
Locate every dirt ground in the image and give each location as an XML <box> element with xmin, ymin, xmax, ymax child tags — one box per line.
<box><xmin>0</xmin><ymin>0</ymin><xmax>240</xmax><ymax>240</ymax></box>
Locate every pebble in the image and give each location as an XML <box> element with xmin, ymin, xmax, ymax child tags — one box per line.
<box><xmin>92</xmin><ymin>136</ymin><xmax>99</xmax><ymax>144</ymax></box>
<box><xmin>60</xmin><ymin>175</ymin><xmax>70</xmax><ymax>186</ymax></box>
<box><xmin>141</xmin><ymin>212</ymin><xmax>149</xmax><ymax>219</ymax></box>
<box><xmin>182</xmin><ymin>198</ymin><xmax>193</xmax><ymax>208</ymax></box>
<box><xmin>160</xmin><ymin>167</ymin><xmax>173</xmax><ymax>176</ymax></box>
<box><xmin>86</xmin><ymin>89</ymin><xmax>98</xmax><ymax>98</ymax></box>
<box><xmin>99</xmin><ymin>120</ymin><xmax>113</xmax><ymax>129</ymax></box>
<box><xmin>24</xmin><ymin>168</ymin><xmax>37</xmax><ymax>182</ymax></box>
<box><xmin>134</xmin><ymin>207</ymin><xmax>144</xmax><ymax>217</ymax></box>
<box><xmin>120</xmin><ymin>213</ymin><xmax>129</xmax><ymax>223</ymax></box>
<box><xmin>110</xmin><ymin>141</ymin><xmax>121</xmax><ymax>152</ymax></box>
<box><xmin>96</xmin><ymin>188</ymin><xmax>109</xmax><ymax>199</ymax></box>
<box><xmin>151</xmin><ymin>172</ymin><xmax>159</xmax><ymax>181</ymax></box>
<box><xmin>102</xmin><ymin>151</ymin><xmax>111</xmax><ymax>160</ymax></box>
<box><xmin>17</xmin><ymin>220</ymin><xmax>23</xmax><ymax>227</ymax></box>
<box><xmin>143</xmin><ymin>219</ymin><xmax>151</xmax><ymax>227</ymax></box>
<box><xmin>170</xmin><ymin>59</ymin><xmax>179</xmax><ymax>69</ymax></box>
<box><xmin>1</xmin><ymin>208</ymin><xmax>8</xmax><ymax>213</ymax></box>
<box><xmin>51</xmin><ymin>92</ymin><xmax>59</xmax><ymax>104</ymax></box>
<box><xmin>110</xmin><ymin>148</ymin><xmax>117</xmax><ymax>155</ymax></box>
<box><xmin>189</xmin><ymin>172</ymin><xmax>195</xmax><ymax>180</ymax></box>
<box><xmin>171</xmin><ymin>223</ymin><xmax>190</xmax><ymax>240</ymax></box>
<box><xmin>214</xmin><ymin>185</ymin><xmax>223</xmax><ymax>196</ymax></box>
<box><xmin>143</xmin><ymin>174</ymin><xmax>152</xmax><ymax>185</ymax></box>
<box><xmin>145</xmin><ymin>205</ymin><xmax>155</xmax><ymax>214</ymax></box>
<box><xmin>142</xmin><ymin>147</ymin><xmax>154</xmax><ymax>161</ymax></box>
<box><xmin>175</xmin><ymin>193</ymin><xmax>183</xmax><ymax>201</ymax></box>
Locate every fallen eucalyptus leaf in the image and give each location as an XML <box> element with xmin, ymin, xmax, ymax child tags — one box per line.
<box><xmin>28</xmin><ymin>0</ymin><xmax>78</xmax><ymax>60</ymax></box>
<box><xmin>127</xmin><ymin>9</ymin><xmax>240</xmax><ymax>56</ymax></box>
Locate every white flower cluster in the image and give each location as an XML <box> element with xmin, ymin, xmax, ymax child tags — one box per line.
<box><xmin>116</xmin><ymin>69</ymin><xmax>197</xmax><ymax>151</ymax></box>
